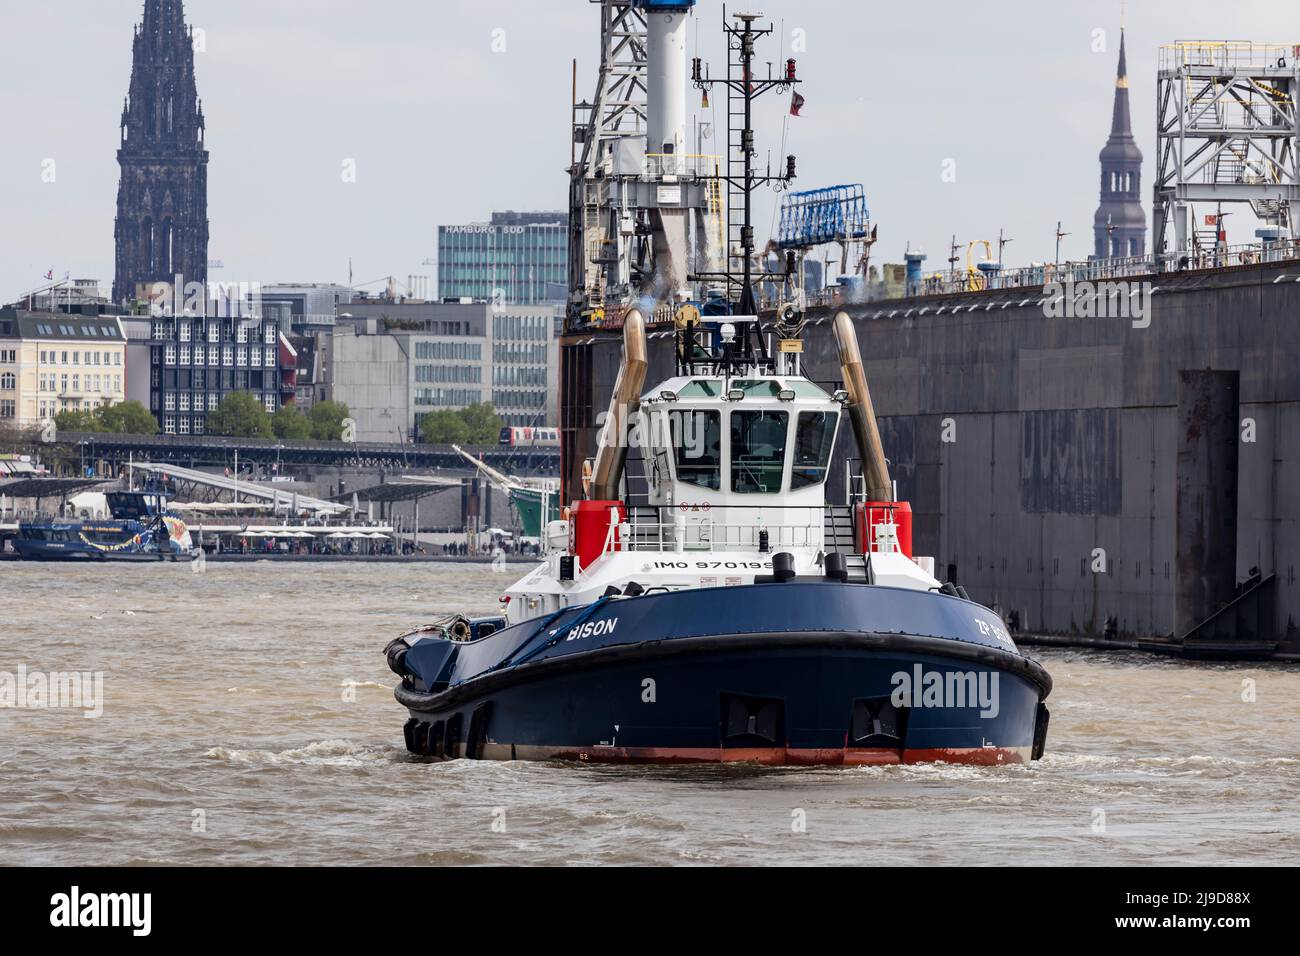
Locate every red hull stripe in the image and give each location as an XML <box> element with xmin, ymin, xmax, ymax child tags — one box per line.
<box><xmin>479</xmin><ymin>743</ymin><xmax>1032</xmax><ymax>766</ymax></box>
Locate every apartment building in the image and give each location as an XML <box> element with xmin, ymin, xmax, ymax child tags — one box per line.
<box><xmin>0</xmin><ymin>309</ymin><xmax>127</xmax><ymax>428</ymax></box>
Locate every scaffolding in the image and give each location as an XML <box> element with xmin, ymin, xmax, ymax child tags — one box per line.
<box><xmin>568</xmin><ymin>1</ymin><xmax>650</xmax><ymax>328</ymax></box>
<box><xmin>1153</xmin><ymin>41</ymin><xmax>1300</xmax><ymax>260</ymax></box>
<box><xmin>777</xmin><ymin>185</ymin><xmax>870</xmax><ymax>249</ymax></box>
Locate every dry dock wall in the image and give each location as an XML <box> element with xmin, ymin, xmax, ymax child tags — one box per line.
<box><xmin>561</xmin><ymin>258</ymin><xmax>1300</xmax><ymax>637</ymax></box>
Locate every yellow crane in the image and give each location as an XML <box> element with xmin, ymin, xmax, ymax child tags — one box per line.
<box><xmin>966</xmin><ymin>239</ymin><xmax>994</xmax><ymax>290</ymax></box>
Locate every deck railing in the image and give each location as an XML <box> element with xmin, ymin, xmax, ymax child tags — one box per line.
<box><xmin>770</xmin><ymin>238</ymin><xmax>1300</xmax><ymax>311</ymax></box>
<box><xmin>611</xmin><ymin>505</ymin><xmax>825</xmax><ymax>554</ymax></box>
<box><xmin>1158</xmin><ymin>41</ymin><xmax>1299</xmax><ymax>73</ymax></box>
<box><xmin>643</xmin><ymin>153</ymin><xmax>721</xmax><ymax>180</ymax></box>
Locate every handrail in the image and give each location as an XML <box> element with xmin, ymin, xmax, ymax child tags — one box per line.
<box><xmin>619</xmin><ymin>504</ymin><xmax>824</xmax><ymax>553</ymax></box>
<box><xmin>643</xmin><ymin>153</ymin><xmax>722</xmax><ymax>180</ymax></box>
<box><xmin>601</xmin><ymin>504</ymin><xmax>620</xmax><ymax>557</ymax></box>
<box><xmin>767</xmin><ymin>238</ymin><xmax>1300</xmax><ymax>310</ymax></box>
<box><xmin>1159</xmin><ymin>41</ymin><xmax>1299</xmax><ymax>72</ymax></box>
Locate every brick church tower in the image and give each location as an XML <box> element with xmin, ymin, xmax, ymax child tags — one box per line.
<box><xmin>112</xmin><ymin>0</ymin><xmax>209</xmax><ymax>305</ymax></box>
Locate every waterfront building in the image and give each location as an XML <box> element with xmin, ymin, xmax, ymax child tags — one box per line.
<box><xmin>27</xmin><ymin>280</ymin><xmax>111</xmax><ymax>313</ymax></box>
<box><xmin>0</xmin><ymin>309</ymin><xmax>127</xmax><ymax>428</ymax></box>
<box><xmin>488</xmin><ymin>307</ymin><xmax>557</xmax><ymax>428</ymax></box>
<box><xmin>119</xmin><ymin>317</ymin><xmax>155</xmax><ymax>410</ymax></box>
<box><xmin>437</xmin><ymin>211</ymin><xmax>567</xmax><ymax>306</ymax></box>
<box><xmin>327</xmin><ymin>299</ymin><xmax>557</xmax><ymax>441</ymax></box>
<box><xmin>144</xmin><ymin>309</ymin><xmax>294</xmax><ymax>435</ymax></box>
<box><xmin>259</xmin><ymin>283</ymin><xmax>354</xmax><ymax>334</ymax></box>
<box><xmin>286</xmin><ymin>333</ymin><xmax>327</xmax><ymax>409</ymax></box>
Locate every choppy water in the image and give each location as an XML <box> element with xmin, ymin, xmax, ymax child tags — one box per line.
<box><xmin>1</xmin><ymin>562</ymin><xmax>1297</xmax><ymax>866</ymax></box>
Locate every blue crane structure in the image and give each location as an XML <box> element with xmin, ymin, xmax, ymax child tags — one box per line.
<box><xmin>778</xmin><ymin>184</ymin><xmax>870</xmax><ymax>249</ymax></box>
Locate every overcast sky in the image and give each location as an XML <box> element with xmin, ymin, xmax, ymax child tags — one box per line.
<box><xmin>0</xmin><ymin>0</ymin><xmax>1292</xmax><ymax>300</ymax></box>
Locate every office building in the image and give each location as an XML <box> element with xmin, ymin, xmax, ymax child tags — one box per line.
<box><xmin>437</xmin><ymin>211</ymin><xmax>567</xmax><ymax>306</ymax></box>
<box><xmin>327</xmin><ymin>299</ymin><xmax>557</xmax><ymax>441</ymax></box>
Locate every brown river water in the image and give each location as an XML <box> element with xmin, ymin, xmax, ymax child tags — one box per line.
<box><xmin>1</xmin><ymin>562</ymin><xmax>1297</xmax><ymax>866</ymax></box>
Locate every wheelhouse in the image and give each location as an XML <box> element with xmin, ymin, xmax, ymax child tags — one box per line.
<box><xmin>639</xmin><ymin>376</ymin><xmax>841</xmax><ymax>502</ymax></box>
<box><xmin>106</xmin><ymin>491</ymin><xmax>167</xmax><ymax>520</ymax></box>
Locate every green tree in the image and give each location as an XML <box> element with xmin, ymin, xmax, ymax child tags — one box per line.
<box><xmin>459</xmin><ymin>402</ymin><xmax>504</xmax><ymax>444</ymax></box>
<box><xmin>54</xmin><ymin>409</ymin><xmax>97</xmax><ymax>432</ymax></box>
<box><xmin>94</xmin><ymin>401</ymin><xmax>159</xmax><ymax>435</ymax></box>
<box><xmin>419</xmin><ymin>409</ymin><xmax>471</xmax><ymax>444</ymax></box>
<box><xmin>207</xmin><ymin>391</ymin><xmax>273</xmax><ymax>438</ymax></box>
<box><xmin>306</xmin><ymin>400</ymin><xmax>351</xmax><ymax>440</ymax></box>
<box><xmin>272</xmin><ymin>405</ymin><xmax>313</xmax><ymax>440</ymax></box>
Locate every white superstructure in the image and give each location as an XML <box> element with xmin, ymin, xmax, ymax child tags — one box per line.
<box><xmin>500</xmin><ymin>343</ymin><xmax>939</xmax><ymax>626</ymax></box>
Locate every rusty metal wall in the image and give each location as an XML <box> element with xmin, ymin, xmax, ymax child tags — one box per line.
<box><xmin>1175</xmin><ymin>370</ymin><xmax>1240</xmax><ymax>637</ymax></box>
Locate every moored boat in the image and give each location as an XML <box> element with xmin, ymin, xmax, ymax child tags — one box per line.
<box><xmin>13</xmin><ymin>489</ymin><xmax>193</xmax><ymax>561</ymax></box>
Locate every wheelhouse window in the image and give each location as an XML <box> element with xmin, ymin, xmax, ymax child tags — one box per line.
<box><xmin>730</xmin><ymin>410</ymin><xmax>788</xmax><ymax>494</ymax></box>
<box><xmin>672</xmin><ymin>409</ymin><xmax>721</xmax><ymax>490</ymax></box>
<box><xmin>791</xmin><ymin>411</ymin><xmax>839</xmax><ymax>489</ymax></box>
<box><xmin>731</xmin><ymin>379</ymin><xmax>783</xmax><ymax>398</ymax></box>
<box><xmin>678</xmin><ymin>379</ymin><xmax>722</xmax><ymax>399</ymax></box>
<box><xmin>784</xmin><ymin>380</ymin><xmax>831</xmax><ymax>399</ymax></box>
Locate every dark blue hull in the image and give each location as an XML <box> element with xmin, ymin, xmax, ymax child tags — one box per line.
<box><xmin>388</xmin><ymin>582</ymin><xmax>1052</xmax><ymax>766</ymax></box>
<box><xmin>11</xmin><ymin>539</ymin><xmax>182</xmax><ymax>561</ymax></box>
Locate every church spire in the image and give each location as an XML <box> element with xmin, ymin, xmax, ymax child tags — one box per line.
<box><xmin>142</xmin><ymin>0</ymin><xmax>185</xmax><ymax>35</ymax></box>
<box><xmin>113</xmin><ymin>0</ymin><xmax>209</xmax><ymax>304</ymax></box>
<box><xmin>1093</xmin><ymin>27</ymin><xmax>1146</xmax><ymax>260</ymax></box>
<box><xmin>1110</xmin><ymin>29</ymin><xmax>1134</xmax><ymax>141</ymax></box>
<box><xmin>123</xmin><ymin>0</ymin><xmax>203</xmax><ymax>150</ymax></box>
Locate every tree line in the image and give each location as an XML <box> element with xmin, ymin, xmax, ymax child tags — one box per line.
<box><xmin>419</xmin><ymin>403</ymin><xmax>503</xmax><ymax>444</ymax></box>
<box><xmin>51</xmin><ymin>395</ymin><xmax>353</xmax><ymax>441</ymax></box>
<box><xmin>45</xmin><ymin>396</ymin><xmax>505</xmax><ymax>444</ymax></box>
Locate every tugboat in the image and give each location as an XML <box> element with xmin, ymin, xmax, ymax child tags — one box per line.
<box><xmin>384</xmin><ymin>309</ymin><xmax>1052</xmax><ymax>765</ymax></box>
<box><xmin>382</xmin><ymin>1</ymin><xmax>1050</xmax><ymax>764</ymax></box>
<box><xmin>13</xmin><ymin>487</ymin><xmax>193</xmax><ymax>561</ymax></box>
